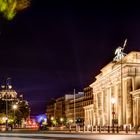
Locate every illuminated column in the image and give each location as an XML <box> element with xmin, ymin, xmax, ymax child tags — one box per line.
<box><xmin>117</xmin><ymin>82</ymin><xmax>122</xmax><ymax>126</ymax></box>
<box><xmin>137</xmin><ymin>99</ymin><xmax>138</xmax><ymax>125</ymax></box>
<box><xmin>135</xmin><ymin>97</ymin><xmax>140</xmax><ymax>126</ymax></box>
<box><xmin>126</xmin><ymin>78</ymin><xmax>133</xmax><ymax>124</ymax></box>
<box><xmin>131</xmin><ymin>89</ymin><xmax>140</xmax><ymax>126</ymax></box>
<box><xmin>95</xmin><ymin>93</ymin><xmax>98</xmax><ymax>125</ymax></box>
<box><xmin>113</xmin><ymin>83</ymin><xmax>118</xmax><ymax>125</ymax></box>
<box><xmin>98</xmin><ymin>91</ymin><xmax>103</xmax><ymax>126</ymax></box>
<box><xmin>122</xmin><ymin>79</ymin><xmax>127</xmax><ymax>124</ymax></box>
<box><xmin>105</xmin><ymin>88</ymin><xmax>108</xmax><ymax>125</ymax></box>
<box><xmin>85</xmin><ymin>110</ymin><xmax>87</xmax><ymax>126</ymax></box>
<box><xmin>97</xmin><ymin>93</ymin><xmax>100</xmax><ymax>125</ymax></box>
<box><xmin>91</xmin><ymin>107</ymin><xmax>93</xmax><ymax>126</ymax></box>
<box><xmin>90</xmin><ymin>109</ymin><xmax>92</xmax><ymax>126</ymax></box>
<box><xmin>107</xmin><ymin>87</ymin><xmax>111</xmax><ymax>126</ymax></box>
<box><xmin>133</xmin><ymin>99</ymin><xmax>136</xmax><ymax>126</ymax></box>
<box><xmin>132</xmin><ymin>77</ymin><xmax>135</xmax><ymax>91</ymax></box>
<box><xmin>87</xmin><ymin>109</ymin><xmax>89</xmax><ymax>126</ymax></box>
<box><xmin>104</xmin><ymin>89</ymin><xmax>108</xmax><ymax>125</ymax></box>
<box><xmin>102</xmin><ymin>91</ymin><xmax>105</xmax><ymax>125</ymax></box>
<box><xmin>88</xmin><ymin>109</ymin><xmax>90</xmax><ymax>126</ymax></box>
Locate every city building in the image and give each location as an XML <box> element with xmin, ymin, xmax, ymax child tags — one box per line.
<box><xmin>65</xmin><ymin>92</ymin><xmax>84</xmax><ymax>124</ymax></box>
<box><xmin>55</xmin><ymin>97</ymin><xmax>65</xmax><ymax>120</ymax></box>
<box><xmin>46</xmin><ymin>92</ymin><xmax>84</xmax><ymax>125</ymax></box>
<box><xmin>0</xmin><ymin>79</ymin><xmax>30</xmax><ymax>127</ymax></box>
<box><xmin>83</xmin><ymin>86</ymin><xmax>93</xmax><ymax>127</ymax></box>
<box><xmin>46</xmin><ymin>95</ymin><xmax>74</xmax><ymax>123</ymax></box>
<box><xmin>83</xmin><ymin>86</ymin><xmax>93</xmax><ymax>107</ymax></box>
<box><xmin>84</xmin><ymin>51</ymin><xmax>140</xmax><ymax>127</ymax></box>
<box><xmin>46</xmin><ymin>99</ymin><xmax>56</xmax><ymax>120</ymax></box>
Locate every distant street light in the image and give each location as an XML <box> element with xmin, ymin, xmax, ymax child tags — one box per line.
<box><xmin>111</xmin><ymin>98</ymin><xmax>116</xmax><ymax>133</ymax></box>
<box><xmin>60</xmin><ymin>117</ymin><xmax>64</xmax><ymax>126</ymax></box>
<box><xmin>60</xmin><ymin>117</ymin><xmax>63</xmax><ymax>122</ymax></box>
<box><xmin>13</xmin><ymin>104</ymin><xmax>18</xmax><ymax>128</ymax></box>
<box><xmin>51</xmin><ymin>116</ymin><xmax>54</xmax><ymax>121</ymax></box>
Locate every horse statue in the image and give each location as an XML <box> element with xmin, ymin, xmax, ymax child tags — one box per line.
<box><xmin>113</xmin><ymin>39</ymin><xmax>127</xmax><ymax>61</ymax></box>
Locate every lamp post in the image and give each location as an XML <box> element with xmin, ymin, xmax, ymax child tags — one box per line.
<box><xmin>113</xmin><ymin>39</ymin><xmax>127</xmax><ymax>126</ymax></box>
<box><xmin>74</xmin><ymin>89</ymin><xmax>76</xmax><ymax>126</ymax></box>
<box><xmin>13</xmin><ymin>104</ymin><xmax>18</xmax><ymax>128</ymax></box>
<box><xmin>5</xmin><ymin>78</ymin><xmax>12</xmax><ymax>131</ymax></box>
<box><xmin>5</xmin><ymin>91</ymin><xmax>8</xmax><ymax>131</ymax></box>
<box><xmin>60</xmin><ymin>117</ymin><xmax>64</xmax><ymax>126</ymax></box>
<box><xmin>111</xmin><ymin>98</ymin><xmax>116</xmax><ymax>133</ymax></box>
<box><xmin>51</xmin><ymin>116</ymin><xmax>54</xmax><ymax>127</ymax></box>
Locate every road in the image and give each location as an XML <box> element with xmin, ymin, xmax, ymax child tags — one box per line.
<box><xmin>1</xmin><ymin>133</ymin><xmax>140</xmax><ymax>140</ymax></box>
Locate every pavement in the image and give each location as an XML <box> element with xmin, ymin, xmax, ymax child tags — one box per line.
<box><xmin>1</xmin><ymin>131</ymin><xmax>140</xmax><ymax>140</ymax></box>
<box><xmin>0</xmin><ymin>127</ymin><xmax>139</xmax><ymax>135</ymax></box>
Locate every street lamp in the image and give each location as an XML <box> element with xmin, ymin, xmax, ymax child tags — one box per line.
<box><xmin>111</xmin><ymin>98</ymin><xmax>116</xmax><ymax>133</ymax></box>
<box><xmin>60</xmin><ymin>117</ymin><xmax>63</xmax><ymax>122</ymax></box>
<box><xmin>5</xmin><ymin>77</ymin><xmax>12</xmax><ymax>131</ymax></box>
<box><xmin>51</xmin><ymin>116</ymin><xmax>54</xmax><ymax>121</ymax></box>
<box><xmin>60</xmin><ymin>117</ymin><xmax>64</xmax><ymax>126</ymax></box>
<box><xmin>13</xmin><ymin>104</ymin><xmax>18</xmax><ymax>128</ymax></box>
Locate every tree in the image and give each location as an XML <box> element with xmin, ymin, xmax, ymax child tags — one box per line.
<box><xmin>0</xmin><ymin>98</ymin><xmax>30</xmax><ymax>125</ymax></box>
<box><xmin>15</xmin><ymin>100</ymin><xmax>30</xmax><ymax>125</ymax></box>
<box><xmin>0</xmin><ymin>0</ymin><xmax>30</xmax><ymax>20</ymax></box>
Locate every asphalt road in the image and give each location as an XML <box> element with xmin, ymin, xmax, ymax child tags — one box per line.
<box><xmin>1</xmin><ymin>133</ymin><xmax>140</xmax><ymax>140</ymax></box>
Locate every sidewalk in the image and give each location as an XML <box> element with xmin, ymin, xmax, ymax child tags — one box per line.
<box><xmin>45</xmin><ymin>130</ymin><xmax>140</xmax><ymax>135</ymax></box>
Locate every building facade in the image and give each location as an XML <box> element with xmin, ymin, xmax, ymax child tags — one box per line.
<box><xmin>84</xmin><ymin>51</ymin><xmax>140</xmax><ymax>127</ymax></box>
<box><xmin>55</xmin><ymin>97</ymin><xmax>65</xmax><ymax>120</ymax></box>
<box><xmin>66</xmin><ymin>92</ymin><xmax>84</xmax><ymax>124</ymax></box>
<box><xmin>83</xmin><ymin>86</ymin><xmax>93</xmax><ymax>127</ymax></box>
<box><xmin>46</xmin><ymin>99</ymin><xmax>56</xmax><ymax>120</ymax></box>
<box><xmin>47</xmin><ymin>92</ymin><xmax>84</xmax><ymax>125</ymax></box>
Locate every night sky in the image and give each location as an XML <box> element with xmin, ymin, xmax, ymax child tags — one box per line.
<box><xmin>0</xmin><ymin>1</ymin><xmax>140</xmax><ymax>115</ymax></box>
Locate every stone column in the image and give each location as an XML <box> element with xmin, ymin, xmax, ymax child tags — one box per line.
<box><xmin>133</xmin><ymin>99</ymin><xmax>136</xmax><ymax>126</ymax></box>
<box><xmin>102</xmin><ymin>91</ymin><xmax>105</xmax><ymax>125</ymax></box>
<box><xmin>103</xmin><ymin>89</ymin><xmax>108</xmax><ymax>125</ymax></box>
<box><xmin>86</xmin><ymin>109</ymin><xmax>88</xmax><ymax>126</ymax></box>
<box><xmin>93</xmin><ymin>93</ymin><xmax>98</xmax><ymax>125</ymax></box>
<box><xmin>131</xmin><ymin>89</ymin><xmax>140</xmax><ymax>126</ymax></box>
<box><xmin>122</xmin><ymin>79</ymin><xmax>127</xmax><ymax>125</ymax></box>
<box><xmin>107</xmin><ymin>87</ymin><xmax>111</xmax><ymax>126</ymax></box>
<box><xmin>117</xmin><ymin>83</ymin><xmax>122</xmax><ymax>126</ymax></box>
<box><xmin>97</xmin><ymin>92</ymin><xmax>102</xmax><ymax>125</ymax></box>
<box><xmin>126</xmin><ymin>78</ymin><xmax>133</xmax><ymax>125</ymax></box>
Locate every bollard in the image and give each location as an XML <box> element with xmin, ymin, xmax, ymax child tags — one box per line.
<box><xmin>78</xmin><ymin>125</ymin><xmax>80</xmax><ymax>132</ymax></box>
<box><xmin>112</xmin><ymin>126</ymin><xmax>115</xmax><ymax>133</ymax></box>
<box><xmin>69</xmin><ymin>125</ymin><xmax>71</xmax><ymax>132</ymax></box>
<box><xmin>116</xmin><ymin>126</ymin><xmax>119</xmax><ymax>133</ymax></box>
<box><xmin>95</xmin><ymin>125</ymin><xmax>97</xmax><ymax>132</ymax></box>
<box><xmin>108</xmin><ymin>126</ymin><xmax>110</xmax><ymax>133</ymax></box>
<box><xmin>126</xmin><ymin>126</ymin><xmax>128</xmax><ymax>133</ymax></box>
<box><xmin>83</xmin><ymin>125</ymin><xmax>85</xmax><ymax>132</ymax></box>
<box><xmin>99</xmin><ymin>126</ymin><xmax>101</xmax><ymax>133</ymax></box>
<box><xmin>91</xmin><ymin>126</ymin><xmax>93</xmax><ymax>132</ymax></box>
<box><xmin>135</xmin><ymin>125</ymin><xmax>138</xmax><ymax>134</ymax></box>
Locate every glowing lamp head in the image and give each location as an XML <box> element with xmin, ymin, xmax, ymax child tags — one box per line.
<box><xmin>60</xmin><ymin>118</ymin><xmax>63</xmax><ymax>122</ymax></box>
<box><xmin>13</xmin><ymin>104</ymin><xmax>18</xmax><ymax>110</ymax></box>
<box><xmin>51</xmin><ymin>117</ymin><xmax>54</xmax><ymax>121</ymax></box>
<box><xmin>111</xmin><ymin>98</ymin><xmax>116</xmax><ymax>104</ymax></box>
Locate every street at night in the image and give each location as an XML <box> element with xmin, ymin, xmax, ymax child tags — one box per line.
<box><xmin>1</xmin><ymin>133</ymin><xmax>140</xmax><ymax>140</ymax></box>
<box><xmin>1</xmin><ymin>1</ymin><xmax>140</xmax><ymax>139</ymax></box>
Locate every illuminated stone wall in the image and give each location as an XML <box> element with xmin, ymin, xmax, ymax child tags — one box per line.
<box><xmin>84</xmin><ymin>51</ymin><xmax>140</xmax><ymax>127</ymax></box>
